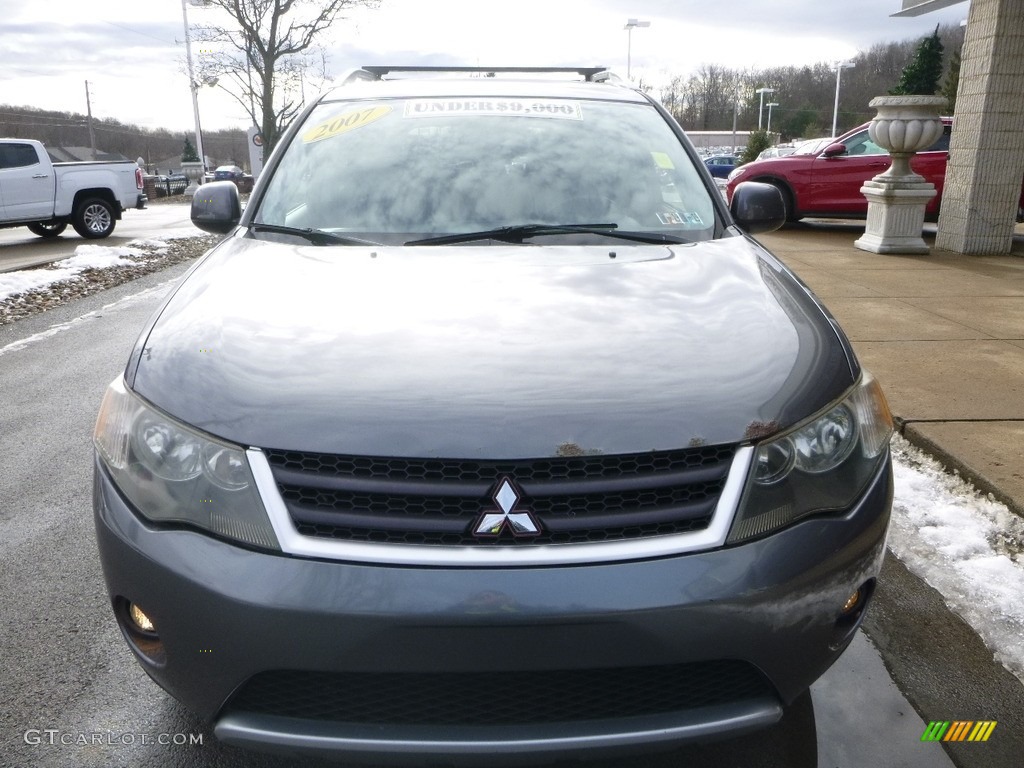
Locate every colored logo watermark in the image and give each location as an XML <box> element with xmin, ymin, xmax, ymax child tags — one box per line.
<box><xmin>921</xmin><ymin>721</ymin><xmax>997</xmax><ymax>742</ymax></box>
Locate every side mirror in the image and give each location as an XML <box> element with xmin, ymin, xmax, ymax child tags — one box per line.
<box><xmin>191</xmin><ymin>181</ymin><xmax>241</xmax><ymax>234</ymax></box>
<box><xmin>730</xmin><ymin>181</ymin><xmax>786</xmax><ymax>234</ymax></box>
<box><xmin>822</xmin><ymin>143</ymin><xmax>847</xmax><ymax>158</ymax></box>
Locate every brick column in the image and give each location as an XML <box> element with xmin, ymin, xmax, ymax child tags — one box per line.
<box><xmin>936</xmin><ymin>0</ymin><xmax>1024</xmax><ymax>255</ymax></box>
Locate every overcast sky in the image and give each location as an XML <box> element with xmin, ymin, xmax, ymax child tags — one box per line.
<box><xmin>0</xmin><ymin>0</ymin><xmax>970</xmax><ymax>135</ymax></box>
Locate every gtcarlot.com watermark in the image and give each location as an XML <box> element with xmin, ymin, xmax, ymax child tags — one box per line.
<box><xmin>24</xmin><ymin>729</ymin><xmax>203</xmax><ymax>747</ymax></box>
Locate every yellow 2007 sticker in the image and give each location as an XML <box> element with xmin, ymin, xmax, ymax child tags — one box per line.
<box><xmin>650</xmin><ymin>151</ymin><xmax>675</xmax><ymax>170</ymax></box>
<box><xmin>302</xmin><ymin>105</ymin><xmax>392</xmax><ymax>143</ymax></box>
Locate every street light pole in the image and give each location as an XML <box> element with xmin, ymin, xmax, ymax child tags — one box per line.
<box><xmin>624</xmin><ymin>18</ymin><xmax>650</xmax><ymax>81</ymax></box>
<box><xmin>755</xmin><ymin>87</ymin><xmax>774</xmax><ymax>130</ymax></box>
<box><xmin>832</xmin><ymin>61</ymin><xmax>855</xmax><ymax>138</ymax></box>
<box><xmin>766</xmin><ymin>102</ymin><xmax>779</xmax><ymax>134</ymax></box>
<box><xmin>181</xmin><ymin>0</ymin><xmax>205</xmax><ymax>171</ymax></box>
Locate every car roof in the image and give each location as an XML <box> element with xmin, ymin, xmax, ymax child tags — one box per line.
<box><xmin>319</xmin><ymin>71</ymin><xmax>649</xmax><ymax>105</ymax></box>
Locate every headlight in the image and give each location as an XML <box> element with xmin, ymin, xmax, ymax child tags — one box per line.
<box><xmin>728</xmin><ymin>371</ymin><xmax>892</xmax><ymax>543</ymax></box>
<box><xmin>94</xmin><ymin>377</ymin><xmax>280</xmax><ymax>550</ymax></box>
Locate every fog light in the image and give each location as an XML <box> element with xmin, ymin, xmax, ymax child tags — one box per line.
<box><xmin>129</xmin><ymin>603</ymin><xmax>156</xmax><ymax>634</ymax></box>
<box><xmin>841</xmin><ymin>588</ymin><xmax>862</xmax><ymax>616</ymax></box>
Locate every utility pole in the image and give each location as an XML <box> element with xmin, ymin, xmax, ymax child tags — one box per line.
<box><xmin>731</xmin><ymin>84</ymin><xmax>743</xmax><ymax>153</ymax></box>
<box><xmin>85</xmin><ymin>81</ymin><xmax>97</xmax><ymax>159</ymax></box>
<box><xmin>731</xmin><ymin>93</ymin><xmax>738</xmax><ymax>154</ymax></box>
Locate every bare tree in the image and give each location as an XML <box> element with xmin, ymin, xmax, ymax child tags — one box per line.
<box><xmin>194</xmin><ymin>0</ymin><xmax>380</xmax><ymax>156</ymax></box>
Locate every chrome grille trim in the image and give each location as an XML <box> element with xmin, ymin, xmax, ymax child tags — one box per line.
<box><xmin>251</xmin><ymin>447</ymin><xmax>752</xmax><ymax>566</ymax></box>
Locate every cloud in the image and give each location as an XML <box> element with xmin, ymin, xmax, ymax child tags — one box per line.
<box><xmin>584</xmin><ymin>0</ymin><xmax>967</xmax><ymax>50</ymax></box>
<box><xmin>0</xmin><ymin>0</ymin><xmax>972</xmax><ymax>134</ymax></box>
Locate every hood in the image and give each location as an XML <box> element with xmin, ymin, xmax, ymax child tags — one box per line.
<box><xmin>129</xmin><ymin>235</ymin><xmax>854</xmax><ymax>458</ymax></box>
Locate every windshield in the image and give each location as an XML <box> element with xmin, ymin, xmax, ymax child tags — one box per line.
<box><xmin>793</xmin><ymin>138</ymin><xmax>833</xmax><ymax>156</ymax></box>
<box><xmin>255</xmin><ymin>97</ymin><xmax>717</xmax><ymax>245</ymax></box>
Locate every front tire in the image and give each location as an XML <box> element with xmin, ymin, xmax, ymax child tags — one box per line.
<box><xmin>72</xmin><ymin>198</ymin><xmax>116</xmax><ymax>239</ymax></box>
<box><xmin>27</xmin><ymin>222</ymin><xmax>68</xmax><ymax>238</ymax></box>
<box><xmin>765</xmin><ymin>180</ymin><xmax>800</xmax><ymax>223</ymax></box>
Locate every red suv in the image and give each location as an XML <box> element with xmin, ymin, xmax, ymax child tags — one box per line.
<box><xmin>726</xmin><ymin>119</ymin><xmax>1024</xmax><ymax>223</ymax></box>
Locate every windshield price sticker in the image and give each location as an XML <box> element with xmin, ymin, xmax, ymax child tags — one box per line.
<box><xmin>403</xmin><ymin>100</ymin><xmax>582</xmax><ymax>120</ymax></box>
<box><xmin>302</xmin><ymin>105</ymin><xmax>393</xmax><ymax>143</ymax></box>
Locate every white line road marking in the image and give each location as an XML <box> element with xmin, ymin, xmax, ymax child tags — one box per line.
<box><xmin>0</xmin><ymin>278</ymin><xmax>177</xmax><ymax>359</ymax></box>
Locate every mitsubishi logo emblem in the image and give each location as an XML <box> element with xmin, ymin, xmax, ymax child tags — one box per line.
<box><xmin>473</xmin><ymin>477</ymin><xmax>541</xmax><ymax>538</ymax></box>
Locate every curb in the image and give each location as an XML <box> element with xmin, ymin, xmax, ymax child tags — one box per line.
<box><xmin>894</xmin><ymin>417</ymin><xmax>1024</xmax><ymax>520</ymax></box>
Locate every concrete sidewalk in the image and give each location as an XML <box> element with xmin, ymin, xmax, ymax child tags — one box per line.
<box><xmin>759</xmin><ymin>220</ymin><xmax>1024</xmax><ymax>518</ymax></box>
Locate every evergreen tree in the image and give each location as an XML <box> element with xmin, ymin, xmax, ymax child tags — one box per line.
<box><xmin>890</xmin><ymin>26</ymin><xmax>944</xmax><ymax>96</ymax></box>
<box><xmin>942</xmin><ymin>46</ymin><xmax>962</xmax><ymax>112</ymax></box>
<box><xmin>181</xmin><ymin>135</ymin><xmax>199</xmax><ymax>163</ymax></box>
<box><xmin>741</xmin><ymin>130</ymin><xmax>772</xmax><ymax>164</ymax></box>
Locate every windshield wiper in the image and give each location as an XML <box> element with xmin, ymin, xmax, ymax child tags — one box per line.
<box><xmin>405</xmin><ymin>224</ymin><xmax>689</xmax><ymax>246</ymax></box>
<box><xmin>251</xmin><ymin>223</ymin><xmax>381</xmax><ymax>246</ymax></box>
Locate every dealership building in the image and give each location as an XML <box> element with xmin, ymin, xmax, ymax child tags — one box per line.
<box><xmin>894</xmin><ymin>0</ymin><xmax>1024</xmax><ymax>254</ymax></box>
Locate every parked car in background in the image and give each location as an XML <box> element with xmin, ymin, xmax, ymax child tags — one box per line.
<box><xmin>792</xmin><ymin>137</ymin><xmax>835</xmax><ymax>156</ymax></box>
<box><xmin>756</xmin><ymin>145</ymin><xmax>797</xmax><ymax>160</ymax></box>
<box><xmin>213</xmin><ymin>164</ymin><xmax>245</xmax><ymax>181</ymax></box>
<box><xmin>0</xmin><ymin>138</ymin><xmax>146</xmax><ymax>238</ymax></box>
<box><xmin>94</xmin><ymin>65</ymin><xmax>894</xmax><ymax>764</ymax></box>
<box><xmin>726</xmin><ymin>119</ymin><xmax>1024</xmax><ymax>223</ymax></box>
<box><xmin>703</xmin><ymin>153</ymin><xmax>739</xmax><ymax>178</ymax></box>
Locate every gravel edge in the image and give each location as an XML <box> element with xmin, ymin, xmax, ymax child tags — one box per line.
<box><xmin>0</xmin><ymin>234</ymin><xmax>220</xmax><ymax>327</ymax></box>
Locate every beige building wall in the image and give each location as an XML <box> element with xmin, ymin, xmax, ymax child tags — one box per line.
<box><xmin>936</xmin><ymin>0</ymin><xmax>1024</xmax><ymax>255</ymax></box>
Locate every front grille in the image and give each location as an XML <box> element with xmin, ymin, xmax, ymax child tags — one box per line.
<box><xmin>264</xmin><ymin>445</ymin><xmax>736</xmax><ymax>546</ymax></box>
<box><xmin>227</xmin><ymin>661</ymin><xmax>772</xmax><ymax>726</ymax></box>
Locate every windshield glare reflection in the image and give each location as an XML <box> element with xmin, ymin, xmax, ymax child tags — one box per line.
<box><xmin>256</xmin><ymin>98</ymin><xmax>717</xmax><ymax>245</ymax></box>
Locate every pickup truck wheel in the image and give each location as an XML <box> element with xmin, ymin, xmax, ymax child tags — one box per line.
<box><xmin>72</xmin><ymin>198</ymin><xmax>115</xmax><ymax>239</ymax></box>
<box><xmin>27</xmin><ymin>222</ymin><xmax>68</xmax><ymax>238</ymax></box>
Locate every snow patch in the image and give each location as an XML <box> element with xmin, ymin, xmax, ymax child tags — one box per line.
<box><xmin>1</xmin><ymin>244</ymin><xmax>140</xmax><ymax>303</ymax></box>
<box><xmin>889</xmin><ymin>434</ymin><xmax>1024</xmax><ymax>684</ymax></box>
<box><xmin>66</xmin><ymin>244</ymin><xmax>140</xmax><ymax>267</ymax></box>
<box><xmin>126</xmin><ymin>238</ymin><xmax>171</xmax><ymax>253</ymax></box>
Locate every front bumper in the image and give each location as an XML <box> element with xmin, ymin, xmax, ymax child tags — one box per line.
<box><xmin>93</xmin><ymin>455</ymin><xmax>892</xmax><ymax>763</ymax></box>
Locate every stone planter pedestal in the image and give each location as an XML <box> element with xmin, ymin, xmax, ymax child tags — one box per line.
<box><xmin>854</xmin><ymin>95</ymin><xmax>946</xmax><ymax>255</ymax></box>
<box><xmin>181</xmin><ymin>161</ymin><xmax>205</xmax><ymax>198</ymax></box>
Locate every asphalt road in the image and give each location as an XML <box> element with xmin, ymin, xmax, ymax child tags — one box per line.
<box><xmin>0</xmin><ymin>203</ymin><xmax>198</xmax><ymax>273</ymax></box>
<box><xmin>0</xmin><ymin>232</ymin><xmax>1017</xmax><ymax>767</ymax></box>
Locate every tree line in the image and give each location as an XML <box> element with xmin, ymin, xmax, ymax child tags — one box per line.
<box><xmin>0</xmin><ymin>105</ymin><xmax>249</xmax><ymax>170</ymax></box>
<box><xmin>1</xmin><ymin>13</ymin><xmax>962</xmax><ymax>166</ymax></box>
<box><xmin>659</xmin><ymin>23</ymin><xmax>963</xmax><ymax>140</ymax></box>
<box><xmin>0</xmin><ymin>105</ymin><xmax>248</xmax><ymax>171</ymax></box>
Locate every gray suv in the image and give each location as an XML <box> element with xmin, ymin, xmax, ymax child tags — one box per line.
<box><xmin>93</xmin><ymin>66</ymin><xmax>893</xmax><ymax>763</ymax></box>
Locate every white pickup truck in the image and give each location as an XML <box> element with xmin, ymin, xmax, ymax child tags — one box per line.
<box><xmin>0</xmin><ymin>138</ymin><xmax>147</xmax><ymax>239</ymax></box>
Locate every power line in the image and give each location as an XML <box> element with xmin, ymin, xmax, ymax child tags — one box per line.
<box><xmin>101</xmin><ymin>20</ymin><xmax>176</xmax><ymax>45</ymax></box>
<box><xmin>0</xmin><ymin>63</ymin><xmax>57</xmax><ymax>78</ymax></box>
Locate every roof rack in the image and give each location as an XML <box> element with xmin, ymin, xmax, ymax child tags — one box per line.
<box><xmin>358</xmin><ymin>66</ymin><xmax>612</xmax><ymax>82</ymax></box>
<box><xmin>336</xmin><ymin>67</ymin><xmax>380</xmax><ymax>85</ymax></box>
